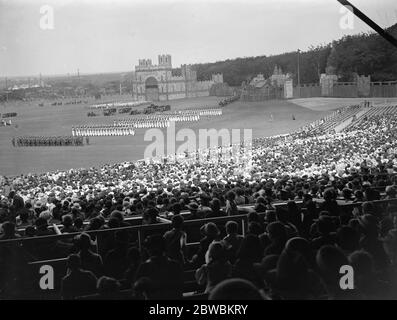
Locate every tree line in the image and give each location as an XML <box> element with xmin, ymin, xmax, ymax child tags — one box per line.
<box><xmin>193</xmin><ymin>23</ymin><xmax>397</xmax><ymax>86</ymax></box>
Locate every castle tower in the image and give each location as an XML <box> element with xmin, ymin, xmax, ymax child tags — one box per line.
<box><xmin>158</xmin><ymin>54</ymin><xmax>172</xmax><ymax>68</ymax></box>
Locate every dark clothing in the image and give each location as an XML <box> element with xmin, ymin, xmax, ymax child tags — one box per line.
<box><xmin>319</xmin><ymin>200</ymin><xmax>340</xmax><ymax>216</ymax></box>
<box><xmin>360</xmin><ymin>236</ymin><xmax>389</xmax><ymax>271</ymax></box>
<box><xmin>163</xmin><ymin>229</ymin><xmax>186</xmax><ymax>265</ymax></box>
<box><xmin>232</xmin><ymin>259</ymin><xmax>264</xmax><ymax>289</ymax></box>
<box><xmin>78</xmin><ymin>250</ymin><xmax>103</xmax><ymax>278</ymax></box>
<box><xmin>196</xmin><ymin>261</ymin><xmax>232</xmax><ymax>293</ymax></box>
<box><xmin>135</xmin><ymin>255</ymin><xmax>184</xmax><ymax>299</ymax></box>
<box><xmin>311</xmin><ymin>233</ymin><xmax>337</xmax><ymax>250</ymax></box>
<box><xmin>104</xmin><ymin>247</ymin><xmax>131</xmax><ymax>279</ymax></box>
<box><xmin>61</xmin><ymin>269</ymin><xmax>97</xmax><ymax>300</ymax></box>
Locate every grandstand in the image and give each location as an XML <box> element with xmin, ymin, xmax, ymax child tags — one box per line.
<box><xmin>1</xmin><ymin>102</ymin><xmax>397</xmax><ymax>300</ymax></box>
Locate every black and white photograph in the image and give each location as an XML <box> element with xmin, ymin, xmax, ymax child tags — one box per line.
<box><xmin>1</xmin><ymin>0</ymin><xmax>397</xmax><ymax>307</ymax></box>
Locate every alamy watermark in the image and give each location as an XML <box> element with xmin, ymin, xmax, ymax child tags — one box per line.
<box><xmin>39</xmin><ymin>5</ymin><xmax>54</xmax><ymax>30</ymax></box>
<box><xmin>143</xmin><ymin>121</ymin><xmax>253</xmax><ymax>166</ymax></box>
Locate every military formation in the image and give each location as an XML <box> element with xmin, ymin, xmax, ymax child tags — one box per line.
<box><xmin>12</xmin><ymin>136</ymin><xmax>85</xmax><ymax>147</ymax></box>
<box><xmin>72</xmin><ymin>125</ymin><xmax>136</xmax><ymax>137</ymax></box>
<box><xmin>71</xmin><ymin>107</ymin><xmax>223</xmax><ymax>137</ymax></box>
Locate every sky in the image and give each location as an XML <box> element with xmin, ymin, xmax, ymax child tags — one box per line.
<box><xmin>0</xmin><ymin>0</ymin><xmax>396</xmax><ymax>77</ymax></box>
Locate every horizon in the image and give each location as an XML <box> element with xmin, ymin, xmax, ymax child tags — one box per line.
<box><xmin>1</xmin><ymin>0</ymin><xmax>396</xmax><ymax>78</ymax></box>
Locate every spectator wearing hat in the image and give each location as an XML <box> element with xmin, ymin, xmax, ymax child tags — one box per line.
<box><xmin>195</xmin><ymin>241</ymin><xmax>232</xmax><ymax>293</ymax></box>
<box><xmin>191</xmin><ymin>222</ymin><xmax>221</xmax><ymax>268</ymax></box>
<box><xmin>185</xmin><ymin>202</ymin><xmax>201</xmax><ymax>220</ymax></box>
<box><xmin>61</xmin><ymin>254</ymin><xmax>97</xmax><ymax>300</ymax></box>
<box><xmin>311</xmin><ymin>215</ymin><xmax>337</xmax><ymax>250</ymax></box>
<box><xmin>142</xmin><ymin>208</ymin><xmax>159</xmax><ymax>225</ymax></box>
<box><xmin>135</xmin><ymin>234</ymin><xmax>183</xmax><ymax>299</ymax></box>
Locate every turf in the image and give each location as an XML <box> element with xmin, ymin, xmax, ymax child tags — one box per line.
<box><xmin>0</xmin><ymin>96</ymin><xmax>368</xmax><ymax>176</ymax></box>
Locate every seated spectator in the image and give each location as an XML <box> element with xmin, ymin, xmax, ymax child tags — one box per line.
<box><xmin>349</xmin><ymin>250</ymin><xmax>390</xmax><ymax>299</ymax></box>
<box><xmin>316</xmin><ymin>245</ymin><xmax>359</xmax><ymax>299</ymax></box>
<box><xmin>185</xmin><ymin>202</ymin><xmax>201</xmax><ymax>220</ymax></box>
<box><xmin>76</xmin><ymin>233</ymin><xmax>103</xmax><ymax>277</ymax></box>
<box><xmin>142</xmin><ymin>208</ymin><xmax>159</xmax><ymax>225</ymax></box>
<box><xmin>191</xmin><ymin>222</ymin><xmax>221</xmax><ymax>267</ymax></box>
<box><xmin>104</xmin><ymin>230</ymin><xmax>131</xmax><ymax>279</ymax></box>
<box><xmin>264</xmin><ymin>222</ymin><xmax>287</xmax><ymax>256</ymax></box>
<box><xmin>336</xmin><ymin>226</ymin><xmax>360</xmax><ymax>256</ymax></box>
<box><xmin>222</xmin><ymin>221</ymin><xmax>243</xmax><ymax>263</ymax></box>
<box><xmin>358</xmin><ymin>214</ymin><xmax>389</xmax><ymax>271</ymax></box>
<box><xmin>207</xmin><ymin>198</ymin><xmax>225</xmax><ymax>217</ymax></box>
<box><xmin>225</xmin><ymin>191</ymin><xmax>238</xmax><ymax>216</ymax></box>
<box><xmin>270</xmin><ymin>248</ymin><xmax>325</xmax><ymax>299</ymax></box>
<box><xmin>163</xmin><ymin>215</ymin><xmax>186</xmax><ymax>265</ymax></box>
<box><xmin>275</xmin><ymin>207</ymin><xmax>298</xmax><ymax>238</ymax></box>
<box><xmin>311</xmin><ymin>215</ymin><xmax>337</xmax><ymax>250</ymax></box>
<box><xmin>61</xmin><ymin>254</ymin><xmax>97</xmax><ymax>300</ymax></box>
<box><xmin>232</xmin><ymin>234</ymin><xmax>264</xmax><ymax>289</ymax></box>
<box><xmin>285</xmin><ymin>237</ymin><xmax>315</xmax><ymax>269</ymax></box>
<box><xmin>195</xmin><ymin>241</ymin><xmax>232</xmax><ymax>293</ymax></box>
<box><xmin>319</xmin><ymin>188</ymin><xmax>340</xmax><ymax>216</ymax></box>
<box><xmin>73</xmin><ymin>218</ymin><xmax>84</xmax><ymax>231</ymax></box>
<box><xmin>135</xmin><ymin>234</ymin><xmax>183</xmax><ymax>299</ymax></box>
<box><xmin>35</xmin><ymin>217</ymin><xmax>54</xmax><ymax>236</ymax></box>
<box><xmin>123</xmin><ymin>248</ymin><xmax>142</xmax><ymax>287</ymax></box>
<box><xmin>61</xmin><ymin>215</ymin><xmax>77</xmax><ymax>233</ymax></box>
<box><xmin>0</xmin><ymin>222</ymin><xmax>20</xmax><ymax>240</ymax></box>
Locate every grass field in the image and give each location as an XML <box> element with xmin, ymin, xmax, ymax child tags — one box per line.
<box><xmin>0</xmin><ymin>96</ymin><xmax>381</xmax><ymax>176</ymax></box>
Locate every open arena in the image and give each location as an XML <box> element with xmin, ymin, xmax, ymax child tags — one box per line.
<box><xmin>0</xmin><ymin>96</ymin><xmax>332</xmax><ymax>176</ymax></box>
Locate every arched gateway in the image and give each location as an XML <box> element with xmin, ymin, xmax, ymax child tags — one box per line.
<box><xmin>145</xmin><ymin>77</ymin><xmax>159</xmax><ymax>101</ymax></box>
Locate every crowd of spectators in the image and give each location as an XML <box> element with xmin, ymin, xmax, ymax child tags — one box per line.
<box><xmin>0</xmin><ymin>106</ymin><xmax>397</xmax><ymax>299</ymax></box>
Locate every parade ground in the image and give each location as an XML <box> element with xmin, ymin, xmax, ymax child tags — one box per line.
<box><xmin>2</xmin><ymin>96</ymin><xmax>393</xmax><ymax>176</ymax></box>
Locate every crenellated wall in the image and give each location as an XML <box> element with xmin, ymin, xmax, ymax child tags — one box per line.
<box><xmin>132</xmin><ymin>54</ymin><xmax>223</xmax><ymax>101</ymax></box>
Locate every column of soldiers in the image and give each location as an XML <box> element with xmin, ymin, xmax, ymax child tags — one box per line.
<box><xmin>13</xmin><ymin>136</ymin><xmax>84</xmax><ymax>147</ymax></box>
<box><xmin>72</xmin><ymin>125</ymin><xmax>136</xmax><ymax>137</ymax></box>
<box><xmin>181</xmin><ymin>108</ymin><xmax>222</xmax><ymax>116</ymax></box>
<box><xmin>72</xmin><ymin>108</ymin><xmax>223</xmax><ymax>136</ymax></box>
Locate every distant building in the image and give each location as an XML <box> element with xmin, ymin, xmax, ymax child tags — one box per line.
<box><xmin>132</xmin><ymin>54</ymin><xmax>223</xmax><ymax>101</ymax></box>
<box><xmin>270</xmin><ymin>65</ymin><xmax>291</xmax><ymax>87</ymax></box>
<box><xmin>241</xmin><ymin>66</ymin><xmax>291</xmax><ymax>101</ymax></box>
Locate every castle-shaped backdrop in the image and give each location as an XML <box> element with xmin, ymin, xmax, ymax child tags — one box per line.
<box><xmin>132</xmin><ymin>54</ymin><xmax>223</xmax><ymax>101</ymax></box>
